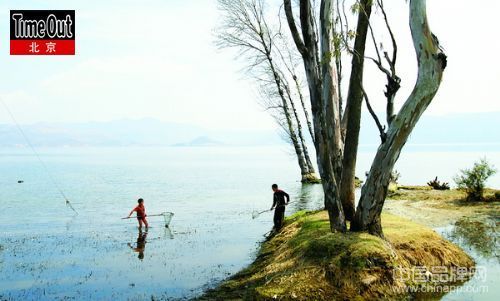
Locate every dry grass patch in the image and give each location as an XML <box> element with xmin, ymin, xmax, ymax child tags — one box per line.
<box><xmin>199</xmin><ymin>211</ymin><xmax>473</xmax><ymax>301</ymax></box>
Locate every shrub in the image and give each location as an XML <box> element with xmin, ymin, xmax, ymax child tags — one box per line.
<box><xmin>454</xmin><ymin>159</ymin><xmax>497</xmax><ymax>201</ymax></box>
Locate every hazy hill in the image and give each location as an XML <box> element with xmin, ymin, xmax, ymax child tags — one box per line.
<box><xmin>359</xmin><ymin>112</ymin><xmax>500</xmax><ymax>151</ymax></box>
<box><xmin>0</xmin><ymin>118</ymin><xmax>281</xmax><ymax>147</ymax></box>
<box><xmin>0</xmin><ymin>113</ymin><xmax>498</xmax><ymax>149</ymax></box>
<box><xmin>173</xmin><ymin>136</ymin><xmax>224</xmax><ymax>147</ymax></box>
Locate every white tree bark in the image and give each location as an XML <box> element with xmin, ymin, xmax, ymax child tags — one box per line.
<box><xmin>284</xmin><ymin>0</ymin><xmax>346</xmax><ymax>231</ymax></box>
<box><xmin>319</xmin><ymin>0</ymin><xmax>346</xmax><ymax>230</ymax></box>
<box><xmin>351</xmin><ymin>0</ymin><xmax>447</xmax><ymax>237</ymax></box>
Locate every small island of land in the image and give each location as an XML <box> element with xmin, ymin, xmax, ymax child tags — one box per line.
<box><xmin>200</xmin><ymin>187</ymin><xmax>499</xmax><ymax>300</ymax></box>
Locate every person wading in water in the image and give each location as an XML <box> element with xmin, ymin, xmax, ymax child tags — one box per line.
<box><xmin>127</xmin><ymin>198</ymin><xmax>149</xmax><ymax>230</ymax></box>
<box><xmin>270</xmin><ymin>184</ymin><xmax>290</xmax><ymax>230</ymax></box>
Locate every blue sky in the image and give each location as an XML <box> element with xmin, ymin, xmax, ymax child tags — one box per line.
<box><xmin>0</xmin><ymin>0</ymin><xmax>499</xmax><ymax>130</ymax></box>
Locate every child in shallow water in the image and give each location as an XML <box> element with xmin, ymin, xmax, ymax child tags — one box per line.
<box><xmin>127</xmin><ymin>198</ymin><xmax>149</xmax><ymax>230</ymax></box>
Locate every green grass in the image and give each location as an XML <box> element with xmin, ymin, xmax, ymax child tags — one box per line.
<box><xmin>199</xmin><ymin>211</ymin><xmax>474</xmax><ymax>301</ymax></box>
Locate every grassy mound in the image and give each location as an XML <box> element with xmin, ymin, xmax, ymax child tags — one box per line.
<box><xmin>199</xmin><ymin>211</ymin><xmax>473</xmax><ymax>301</ymax></box>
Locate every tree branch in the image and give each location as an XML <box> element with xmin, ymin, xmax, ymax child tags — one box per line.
<box><xmin>283</xmin><ymin>0</ymin><xmax>308</xmax><ymax>56</ymax></box>
<box><xmin>377</xmin><ymin>0</ymin><xmax>397</xmax><ymax>72</ymax></box>
<box><xmin>362</xmin><ymin>87</ymin><xmax>386</xmax><ymax>143</ymax></box>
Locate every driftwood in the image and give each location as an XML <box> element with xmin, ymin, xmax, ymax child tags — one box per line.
<box><xmin>427</xmin><ymin>177</ymin><xmax>450</xmax><ymax>190</ymax></box>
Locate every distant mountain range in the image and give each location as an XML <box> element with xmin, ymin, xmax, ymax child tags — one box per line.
<box><xmin>173</xmin><ymin>136</ymin><xmax>224</xmax><ymax>147</ymax></box>
<box><xmin>0</xmin><ymin>113</ymin><xmax>498</xmax><ymax>149</ymax></box>
<box><xmin>0</xmin><ymin>118</ymin><xmax>281</xmax><ymax>147</ymax></box>
<box><xmin>358</xmin><ymin>111</ymin><xmax>500</xmax><ymax>151</ymax></box>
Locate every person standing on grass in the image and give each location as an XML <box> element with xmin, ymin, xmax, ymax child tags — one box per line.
<box><xmin>270</xmin><ymin>184</ymin><xmax>290</xmax><ymax>230</ymax></box>
<box><xmin>127</xmin><ymin>198</ymin><xmax>149</xmax><ymax>230</ymax></box>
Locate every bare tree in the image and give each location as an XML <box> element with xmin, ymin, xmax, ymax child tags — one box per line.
<box><xmin>217</xmin><ymin>0</ymin><xmax>319</xmax><ymax>183</ymax></box>
<box><xmin>217</xmin><ymin>0</ymin><xmax>446</xmax><ymax>236</ymax></box>
<box><xmin>351</xmin><ymin>0</ymin><xmax>447</xmax><ymax>237</ymax></box>
<box><xmin>273</xmin><ymin>36</ymin><xmax>318</xmax><ymax>180</ymax></box>
<box><xmin>282</xmin><ymin>76</ymin><xmax>317</xmax><ymax>182</ymax></box>
<box><xmin>283</xmin><ymin>0</ymin><xmax>446</xmax><ymax>235</ymax></box>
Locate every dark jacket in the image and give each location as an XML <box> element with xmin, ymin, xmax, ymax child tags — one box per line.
<box><xmin>272</xmin><ymin>189</ymin><xmax>290</xmax><ymax>208</ymax></box>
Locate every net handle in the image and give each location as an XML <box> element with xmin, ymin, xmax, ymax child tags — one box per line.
<box><xmin>252</xmin><ymin>209</ymin><xmax>270</xmax><ymax>219</ymax></box>
<box><xmin>121</xmin><ymin>212</ymin><xmax>174</xmax><ymax>219</ymax></box>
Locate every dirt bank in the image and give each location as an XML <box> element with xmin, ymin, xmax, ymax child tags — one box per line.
<box><xmin>384</xmin><ymin>187</ymin><xmax>499</xmax><ymax>227</ymax></box>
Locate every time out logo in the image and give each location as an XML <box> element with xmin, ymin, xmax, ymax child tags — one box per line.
<box><xmin>10</xmin><ymin>10</ymin><xmax>75</xmax><ymax>55</ymax></box>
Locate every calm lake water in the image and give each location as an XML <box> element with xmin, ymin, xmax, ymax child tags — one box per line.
<box><xmin>0</xmin><ymin>146</ymin><xmax>498</xmax><ymax>300</ymax></box>
<box><xmin>438</xmin><ymin>217</ymin><xmax>499</xmax><ymax>301</ymax></box>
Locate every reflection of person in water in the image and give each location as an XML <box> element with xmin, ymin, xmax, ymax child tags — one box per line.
<box><xmin>128</xmin><ymin>229</ymin><xmax>148</xmax><ymax>260</ymax></box>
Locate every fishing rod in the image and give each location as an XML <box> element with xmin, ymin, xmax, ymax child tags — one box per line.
<box><xmin>1</xmin><ymin>97</ymin><xmax>78</xmax><ymax>214</ymax></box>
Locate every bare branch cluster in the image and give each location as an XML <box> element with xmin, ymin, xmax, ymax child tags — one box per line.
<box><xmin>217</xmin><ymin>0</ymin><xmax>318</xmax><ymax>181</ymax></box>
<box><xmin>362</xmin><ymin>0</ymin><xmax>401</xmax><ymax>142</ymax></box>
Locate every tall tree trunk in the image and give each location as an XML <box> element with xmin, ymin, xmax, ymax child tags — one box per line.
<box><xmin>319</xmin><ymin>0</ymin><xmax>346</xmax><ymax>231</ymax></box>
<box><xmin>283</xmin><ymin>99</ymin><xmax>310</xmax><ymax>181</ymax></box>
<box><xmin>292</xmin><ymin>74</ymin><xmax>316</xmax><ymax>146</ymax></box>
<box><xmin>284</xmin><ymin>0</ymin><xmax>346</xmax><ymax>232</ymax></box>
<box><xmin>260</xmin><ymin>35</ymin><xmax>311</xmax><ymax>183</ymax></box>
<box><xmin>339</xmin><ymin>0</ymin><xmax>372</xmax><ymax>221</ymax></box>
<box><xmin>285</xmin><ymin>83</ymin><xmax>318</xmax><ymax>181</ymax></box>
<box><xmin>351</xmin><ymin>0</ymin><xmax>447</xmax><ymax>237</ymax></box>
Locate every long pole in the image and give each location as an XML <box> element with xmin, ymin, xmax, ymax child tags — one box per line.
<box><xmin>121</xmin><ymin>213</ymin><xmax>166</xmax><ymax>219</ymax></box>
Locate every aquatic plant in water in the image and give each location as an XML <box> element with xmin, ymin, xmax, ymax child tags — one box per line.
<box><xmin>448</xmin><ymin>217</ymin><xmax>499</xmax><ymax>260</ymax></box>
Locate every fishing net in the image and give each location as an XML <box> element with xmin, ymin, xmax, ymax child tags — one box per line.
<box><xmin>162</xmin><ymin>212</ymin><xmax>174</xmax><ymax>227</ymax></box>
<box><xmin>122</xmin><ymin>211</ymin><xmax>174</xmax><ymax>227</ymax></box>
<box><xmin>252</xmin><ymin>209</ymin><xmax>269</xmax><ymax>219</ymax></box>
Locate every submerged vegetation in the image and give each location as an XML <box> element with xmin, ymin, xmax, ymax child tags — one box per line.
<box><xmin>200</xmin><ymin>211</ymin><xmax>473</xmax><ymax>300</ymax></box>
<box><xmin>448</xmin><ymin>217</ymin><xmax>499</xmax><ymax>259</ymax></box>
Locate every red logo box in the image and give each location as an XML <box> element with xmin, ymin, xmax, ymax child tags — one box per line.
<box><xmin>10</xmin><ymin>10</ymin><xmax>75</xmax><ymax>55</ymax></box>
